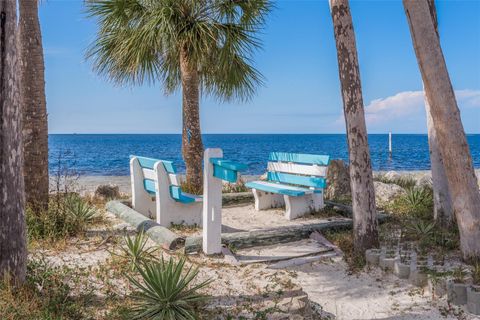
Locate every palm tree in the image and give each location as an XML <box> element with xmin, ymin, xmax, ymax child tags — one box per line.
<box><xmin>424</xmin><ymin>0</ymin><xmax>453</xmax><ymax>228</ymax></box>
<box><xmin>19</xmin><ymin>0</ymin><xmax>49</xmax><ymax>210</ymax></box>
<box><xmin>0</xmin><ymin>0</ymin><xmax>27</xmax><ymax>284</ymax></box>
<box><xmin>404</xmin><ymin>0</ymin><xmax>480</xmax><ymax>260</ymax></box>
<box><xmin>86</xmin><ymin>0</ymin><xmax>271</xmax><ymax>192</ymax></box>
<box><xmin>329</xmin><ymin>0</ymin><xmax>379</xmax><ymax>253</ymax></box>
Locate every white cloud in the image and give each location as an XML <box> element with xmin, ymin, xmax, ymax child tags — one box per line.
<box><xmin>335</xmin><ymin>89</ymin><xmax>480</xmax><ymax>132</ymax></box>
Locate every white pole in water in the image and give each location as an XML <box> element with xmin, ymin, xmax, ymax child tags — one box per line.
<box><xmin>203</xmin><ymin>148</ymin><xmax>223</xmax><ymax>255</ymax></box>
<box><xmin>388</xmin><ymin>132</ymin><xmax>392</xmax><ymax>155</ymax></box>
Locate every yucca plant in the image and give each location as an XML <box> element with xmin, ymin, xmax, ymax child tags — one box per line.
<box><xmin>472</xmin><ymin>261</ymin><xmax>480</xmax><ymax>286</ymax></box>
<box><xmin>120</xmin><ymin>231</ymin><xmax>158</xmax><ymax>270</ymax></box>
<box><xmin>128</xmin><ymin>257</ymin><xmax>211</xmax><ymax>319</ymax></box>
<box><xmin>64</xmin><ymin>194</ymin><xmax>97</xmax><ymax>225</ymax></box>
<box><xmin>405</xmin><ymin>219</ymin><xmax>436</xmax><ymax>246</ymax></box>
<box><xmin>405</xmin><ymin>186</ymin><xmax>432</xmax><ymax>210</ymax></box>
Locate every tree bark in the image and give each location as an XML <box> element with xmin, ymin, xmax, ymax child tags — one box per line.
<box><xmin>404</xmin><ymin>0</ymin><xmax>480</xmax><ymax>260</ymax></box>
<box><xmin>329</xmin><ymin>0</ymin><xmax>379</xmax><ymax>253</ymax></box>
<box><xmin>0</xmin><ymin>0</ymin><xmax>27</xmax><ymax>284</ymax></box>
<box><xmin>424</xmin><ymin>0</ymin><xmax>453</xmax><ymax>228</ymax></box>
<box><xmin>19</xmin><ymin>0</ymin><xmax>49</xmax><ymax>211</ymax></box>
<box><xmin>179</xmin><ymin>47</ymin><xmax>204</xmax><ymax>193</ymax></box>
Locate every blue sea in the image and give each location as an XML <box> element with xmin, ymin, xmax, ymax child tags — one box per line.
<box><xmin>49</xmin><ymin>134</ymin><xmax>480</xmax><ymax>176</ymax></box>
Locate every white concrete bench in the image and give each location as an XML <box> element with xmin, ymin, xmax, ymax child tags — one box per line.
<box><xmin>245</xmin><ymin>152</ymin><xmax>330</xmax><ymax>220</ymax></box>
<box><xmin>130</xmin><ymin>156</ymin><xmax>202</xmax><ymax>227</ymax></box>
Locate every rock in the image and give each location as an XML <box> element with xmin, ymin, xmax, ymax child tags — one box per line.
<box><xmin>94</xmin><ymin>184</ymin><xmax>120</xmax><ymax>200</ymax></box>
<box><xmin>325</xmin><ymin>159</ymin><xmax>351</xmax><ymax>201</ymax></box>
<box><xmin>415</xmin><ymin>175</ymin><xmax>433</xmax><ymax>188</ymax></box>
<box><xmin>374</xmin><ymin>181</ymin><xmax>406</xmax><ymax>207</ymax></box>
<box><xmin>384</xmin><ymin>170</ymin><xmax>402</xmax><ymax>181</ymax></box>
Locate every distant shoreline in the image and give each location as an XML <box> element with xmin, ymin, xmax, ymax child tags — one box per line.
<box><xmin>61</xmin><ymin>169</ymin><xmax>480</xmax><ymax>195</ymax></box>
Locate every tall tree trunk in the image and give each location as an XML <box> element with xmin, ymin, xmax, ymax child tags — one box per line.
<box><xmin>0</xmin><ymin>0</ymin><xmax>27</xmax><ymax>284</ymax></box>
<box><xmin>424</xmin><ymin>0</ymin><xmax>453</xmax><ymax>228</ymax></box>
<box><xmin>329</xmin><ymin>0</ymin><xmax>379</xmax><ymax>253</ymax></box>
<box><xmin>180</xmin><ymin>47</ymin><xmax>203</xmax><ymax>193</ymax></box>
<box><xmin>19</xmin><ymin>0</ymin><xmax>49</xmax><ymax>211</ymax></box>
<box><xmin>404</xmin><ymin>0</ymin><xmax>480</xmax><ymax>260</ymax></box>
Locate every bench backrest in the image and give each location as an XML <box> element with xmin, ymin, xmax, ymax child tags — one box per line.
<box><xmin>130</xmin><ymin>155</ymin><xmax>196</xmax><ymax>203</ymax></box>
<box><xmin>266</xmin><ymin>152</ymin><xmax>330</xmax><ymax>190</ymax></box>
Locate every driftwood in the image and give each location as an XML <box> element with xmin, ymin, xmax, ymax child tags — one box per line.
<box><xmin>106</xmin><ymin>200</ymin><xmax>184</xmax><ymax>250</ymax></box>
<box><xmin>184</xmin><ymin>214</ymin><xmax>388</xmax><ymax>254</ymax></box>
<box><xmin>222</xmin><ymin>192</ymin><xmax>254</xmax><ymax>206</ymax></box>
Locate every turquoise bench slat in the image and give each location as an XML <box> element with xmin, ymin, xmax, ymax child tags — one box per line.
<box><xmin>143</xmin><ymin>179</ymin><xmax>156</xmax><ymax>195</ymax></box>
<box><xmin>267</xmin><ymin>171</ymin><xmax>327</xmax><ymax>188</ymax></box>
<box><xmin>169</xmin><ymin>186</ymin><xmax>196</xmax><ymax>204</ymax></box>
<box><xmin>131</xmin><ymin>155</ymin><xmax>176</xmax><ymax>174</ymax></box>
<box><xmin>245</xmin><ymin>181</ymin><xmax>307</xmax><ymax>197</ymax></box>
<box><xmin>269</xmin><ymin>152</ymin><xmax>330</xmax><ymax>166</ymax></box>
<box><xmin>209</xmin><ymin>158</ymin><xmax>248</xmax><ymax>171</ymax></box>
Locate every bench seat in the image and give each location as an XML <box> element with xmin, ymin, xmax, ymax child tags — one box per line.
<box><xmin>246</xmin><ymin>152</ymin><xmax>330</xmax><ymax>220</ymax></box>
<box><xmin>245</xmin><ymin>181</ymin><xmax>321</xmax><ymax>197</ymax></box>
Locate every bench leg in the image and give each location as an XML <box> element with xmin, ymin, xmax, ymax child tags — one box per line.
<box><xmin>311</xmin><ymin>192</ymin><xmax>325</xmax><ymax>211</ymax></box>
<box><xmin>252</xmin><ymin>189</ymin><xmax>285</xmax><ymax>211</ymax></box>
<box><xmin>284</xmin><ymin>195</ymin><xmax>312</xmax><ymax>220</ymax></box>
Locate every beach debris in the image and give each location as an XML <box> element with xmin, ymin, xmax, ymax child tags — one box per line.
<box><xmin>95</xmin><ymin>184</ymin><xmax>120</xmax><ymax>200</ymax></box>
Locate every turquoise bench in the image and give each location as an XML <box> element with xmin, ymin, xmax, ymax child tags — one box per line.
<box><xmin>130</xmin><ymin>156</ymin><xmax>202</xmax><ymax>227</ymax></box>
<box><xmin>245</xmin><ymin>152</ymin><xmax>330</xmax><ymax>220</ymax></box>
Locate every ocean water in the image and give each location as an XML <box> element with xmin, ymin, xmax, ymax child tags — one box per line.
<box><xmin>49</xmin><ymin>134</ymin><xmax>480</xmax><ymax>176</ymax></box>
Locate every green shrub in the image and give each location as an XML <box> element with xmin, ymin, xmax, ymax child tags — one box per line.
<box><xmin>119</xmin><ymin>231</ymin><xmax>158</xmax><ymax>270</ymax></box>
<box><xmin>127</xmin><ymin>257</ymin><xmax>211</xmax><ymax>319</ymax></box>
<box><xmin>27</xmin><ymin>194</ymin><xmax>99</xmax><ymax>241</ymax></box>
<box><xmin>0</xmin><ymin>259</ymin><xmax>87</xmax><ymax>319</ymax></box>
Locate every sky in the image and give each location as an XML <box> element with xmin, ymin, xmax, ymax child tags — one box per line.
<box><xmin>40</xmin><ymin>0</ymin><xmax>480</xmax><ymax>134</ymax></box>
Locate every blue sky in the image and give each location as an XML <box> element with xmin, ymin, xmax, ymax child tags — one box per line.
<box><xmin>41</xmin><ymin>0</ymin><xmax>480</xmax><ymax>134</ymax></box>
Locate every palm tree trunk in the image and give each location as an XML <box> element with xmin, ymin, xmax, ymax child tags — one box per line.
<box><xmin>425</xmin><ymin>97</ymin><xmax>454</xmax><ymax>227</ymax></box>
<box><xmin>329</xmin><ymin>0</ymin><xmax>379</xmax><ymax>253</ymax></box>
<box><xmin>404</xmin><ymin>0</ymin><xmax>480</xmax><ymax>260</ymax></box>
<box><xmin>424</xmin><ymin>0</ymin><xmax>453</xmax><ymax>228</ymax></box>
<box><xmin>19</xmin><ymin>0</ymin><xmax>49</xmax><ymax>211</ymax></box>
<box><xmin>180</xmin><ymin>48</ymin><xmax>203</xmax><ymax>193</ymax></box>
<box><xmin>0</xmin><ymin>0</ymin><xmax>27</xmax><ymax>284</ymax></box>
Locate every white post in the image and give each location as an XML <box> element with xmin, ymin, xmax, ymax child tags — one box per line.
<box><xmin>388</xmin><ymin>132</ymin><xmax>392</xmax><ymax>155</ymax></box>
<box><xmin>202</xmin><ymin>148</ymin><xmax>223</xmax><ymax>255</ymax></box>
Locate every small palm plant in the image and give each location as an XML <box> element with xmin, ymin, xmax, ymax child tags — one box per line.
<box><xmin>128</xmin><ymin>257</ymin><xmax>211</xmax><ymax>319</ymax></box>
<box><xmin>120</xmin><ymin>231</ymin><xmax>158</xmax><ymax>270</ymax></box>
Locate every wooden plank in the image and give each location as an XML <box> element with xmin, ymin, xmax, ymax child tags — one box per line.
<box><xmin>267</xmin><ymin>252</ymin><xmax>338</xmax><ymax>269</ymax></box>
<box><xmin>310</xmin><ymin>231</ymin><xmax>343</xmax><ymax>255</ymax></box>
<box><xmin>269</xmin><ymin>152</ymin><xmax>330</xmax><ymax>165</ymax></box>
<box><xmin>131</xmin><ymin>155</ymin><xmax>176</xmax><ymax>173</ymax></box>
<box><xmin>143</xmin><ymin>179</ymin><xmax>156</xmax><ymax>195</ymax></box>
<box><xmin>235</xmin><ymin>239</ymin><xmax>333</xmax><ymax>264</ymax></box>
<box><xmin>168</xmin><ymin>173</ymin><xmax>180</xmax><ymax>186</ymax></box>
<box><xmin>184</xmin><ymin>213</ymin><xmax>389</xmax><ymax>254</ymax></box>
<box><xmin>245</xmin><ymin>181</ymin><xmax>309</xmax><ymax>196</ymax></box>
<box><xmin>221</xmin><ymin>246</ymin><xmax>240</xmax><ymax>266</ymax></box>
<box><xmin>142</xmin><ymin>168</ymin><xmax>156</xmax><ymax>180</ymax></box>
<box><xmin>267</xmin><ymin>172</ymin><xmax>327</xmax><ymax>188</ymax></box>
<box><xmin>209</xmin><ymin>158</ymin><xmax>247</xmax><ymax>171</ymax></box>
<box><xmin>169</xmin><ymin>186</ymin><xmax>196</xmax><ymax>204</ymax></box>
<box><xmin>213</xmin><ymin>165</ymin><xmax>238</xmax><ymax>183</ymax></box>
<box><xmin>268</xmin><ymin>162</ymin><xmax>327</xmax><ymax>177</ymax></box>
